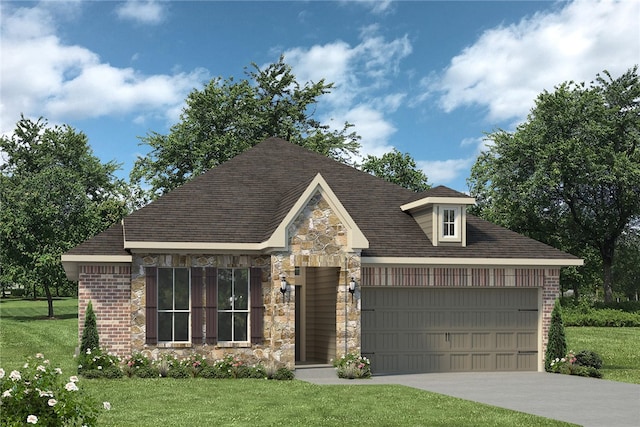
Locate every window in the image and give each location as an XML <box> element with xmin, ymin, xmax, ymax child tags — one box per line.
<box><xmin>217</xmin><ymin>268</ymin><xmax>249</xmax><ymax>342</ymax></box>
<box><xmin>441</xmin><ymin>207</ymin><xmax>459</xmax><ymax>239</ymax></box>
<box><xmin>157</xmin><ymin>268</ymin><xmax>190</xmax><ymax>342</ymax></box>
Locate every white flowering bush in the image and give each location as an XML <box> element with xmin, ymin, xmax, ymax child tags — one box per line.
<box><xmin>0</xmin><ymin>353</ymin><xmax>110</xmax><ymax>426</ymax></box>
<box><xmin>77</xmin><ymin>347</ymin><xmax>123</xmax><ymax>379</ymax></box>
<box><xmin>333</xmin><ymin>353</ymin><xmax>371</xmax><ymax>379</ymax></box>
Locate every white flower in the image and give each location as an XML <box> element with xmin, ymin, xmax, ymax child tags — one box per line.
<box><xmin>98</xmin><ymin>366</ymin><xmax>102</xmax><ymax>370</ymax></box>
<box><xmin>3</xmin><ymin>389</ymin><xmax>12</xmax><ymax>397</ymax></box>
<box><xmin>37</xmin><ymin>365</ymin><xmax>46</xmax><ymax>372</ymax></box>
<box><xmin>27</xmin><ymin>415</ymin><xmax>38</xmax><ymax>424</ymax></box>
<box><xmin>35</xmin><ymin>353</ymin><xmax>44</xmax><ymax>359</ymax></box>
<box><xmin>65</xmin><ymin>382</ymin><xmax>79</xmax><ymax>392</ymax></box>
<box><xmin>23</xmin><ymin>363</ymin><xmax>29</xmax><ymax>369</ymax></box>
<box><xmin>54</xmin><ymin>368</ymin><xmax>62</xmax><ymax>375</ymax></box>
<box><xmin>0</xmin><ymin>368</ymin><xmax>4</xmax><ymax>379</ymax></box>
<box><xmin>9</xmin><ymin>370</ymin><xmax>21</xmax><ymax>381</ymax></box>
<box><xmin>48</xmin><ymin>398</ymin><xmax>57</xmax><ymax>406</ymax></box>
<box><xmin>86</xmin><ymin>348</ymin><xmax>92</xmax><ymax>355</ymax></box>
<box><xmin>69</xmin><ymin>375</ymin><xmax>79</xmax><ymax>383</ymax></box>
<box><xmin>103</xmin><ymin>401</ymin><xmax>111</xmax><ymax>410</ymax></box>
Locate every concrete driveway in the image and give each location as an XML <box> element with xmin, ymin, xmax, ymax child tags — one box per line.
<box><xmin>295</xmin><ymin>367</ymin><xmax>640</xmax><ymax>427</ymax></box>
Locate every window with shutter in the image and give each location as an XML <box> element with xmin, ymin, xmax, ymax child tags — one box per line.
<box><xmin>157</xmin><ymin>268</ymin><xmax>190</xmax><ymax>342</ymax></box>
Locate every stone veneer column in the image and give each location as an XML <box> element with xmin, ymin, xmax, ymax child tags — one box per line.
<box><xmin>78</xmin><ymin>265</ymin><xmax>131</xmax><ymax>356</ymax></box>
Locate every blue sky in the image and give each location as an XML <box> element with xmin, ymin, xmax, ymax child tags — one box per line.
<box><xmin>1</xmin><ymin>0</ymin><xmax>638</xmax><ymax>192</ymax></box>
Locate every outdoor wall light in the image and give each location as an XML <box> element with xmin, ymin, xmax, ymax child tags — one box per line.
<box><xmin>348</xmin><ymin>277</ymin><xmax>356</xmax><ymax>303</ymax></box>
<box><xmin>279</xmin><ymin>273</ymin><xmax>289</xmax><ymax>303</ymax></box>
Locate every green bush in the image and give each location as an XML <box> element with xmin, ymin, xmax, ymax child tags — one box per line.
<box><xmin>333</xmin><ymin>353</ymin><xmax>372</xmax><ymax>379</ymax></box>
<box><xmin>0</xmin><ymin>353</ymin><xmax>108</xmax><ymax>426</ymax></box>
<box><xmin>549</xmin><ymin>351</ymin><xmax>603</xmax><ymax>378</ymax></box>
<box><xmin>545</xmin><ymin>299</ymin><xmax>567</xmax><ymax>372</ymax></box>
<box><xmin>574</xmin><ymin>350</ymin><xmax>603</xmax><ymax>369</ymax></box>
<box><xmin>80</xmin><ymin>301</ymin><xmax>99</xmax><ymax>353</ymax></box>
<box><xmin>271</xmin><ymin>367</ymin><xmax>294</xmax><ymax>381</ymax></box>
<box><xmin>167</xmin><ymin>365</ymin><xmax>191</xmax><ymax>379</ymax></box>
<box><xmin>135</xmin><ymin>366</ymin><xmax>160</xmax><ymax>378</ymax></box>
<box><xmin>562</xmin><ymin>306</ymin><xmax>640</xmax><ymax>326</ymax></box>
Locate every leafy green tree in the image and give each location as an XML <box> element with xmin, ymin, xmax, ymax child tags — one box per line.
<box><xmin>131</xmin><ymin>56</ymin><xmax>361</xmax><ymax>198</ymax></box>
<box><xmin>0</xmin><ymin>117</ymin><xmax>127</xmax><ymax>317</ymax></box>
<box><xmin>469</xmin><ymin>67</ymin><xmax>640</xmax><ymax>302</ymax></box>
<box><xmin>613</xmin><ymin>224</ymin><xmax>640</xmax><ymax>300</ymax></box>
<box><xmin>545</xmin><ymin>299</ymin><xmax>567</xmax><ymax>371</ymax></box>
<box><xmin>360</xmin><ymin>148</ymin><xmax>431</xmax><ymax>192</ymax></box>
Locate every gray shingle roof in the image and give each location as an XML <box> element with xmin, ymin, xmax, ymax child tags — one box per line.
<box><xmin>67</xmin><ymin>137</ymin><xmax>578</xmax><ymax>261</ymax></box>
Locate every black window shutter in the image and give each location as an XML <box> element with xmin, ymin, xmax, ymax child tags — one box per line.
<box><xmin>145</xmin><ymin>267</ymin><xmax>158</xmax><ymax>345</ymax></box>
<box><xmin>250</xmin><ymin>267</ymin><xmax>264</xmax><ymax>345</ymax></box>
<box><xmin>191</xmin><ymin>267</ymin><xmax>204</xmax><ymax>344</ymax></box>
<box><xmin>205</xmin><ymin>267</ymin><xmax>217</xmax><ymax>345</ymax></box>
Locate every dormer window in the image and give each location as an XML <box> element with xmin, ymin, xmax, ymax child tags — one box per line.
<box><xmin>442</xmin><ymin>208</ymin><xmax>458</xmax><ymax>238</ymax></box>
<box><xmin>399</xmin><ymin>188</ymin><xmax>475</xmax><ymax>247</ymax></box>
<box><xmin>440</xmin><ymin>206</ymin><xmax>460</xmax><ymax>242</ymax></box>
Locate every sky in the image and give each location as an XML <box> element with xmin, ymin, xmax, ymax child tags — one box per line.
<box><xmin>1</xmin><ymin>0</ymin><xmax>638</xmax><ymax>193</ymax></box>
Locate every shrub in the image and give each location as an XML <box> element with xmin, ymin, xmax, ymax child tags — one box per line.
<box><xmin>122</xmin><ymin>352</ymin><xmax>152</xmax><ymax>377</ymax></box>
<box><xmin>80</xmin><ymin>301</ymin><xmax>99</xmax><ymax>353</ymax></box>
<box><xmin>77</xmin><ymin>347</ymin><xmax>121</xmax><ymax>378</ymax></box>
<box><xmin>271</xmin><ymin>367</ymin><xmax>294</xmax><ymax>381</ymax></box>
<box><xmin>574</xmin><ymin>350</ymin><xmax>603</xmax><ymax>369</ymax></box>
<box><xmin>0</xmin><ymin>353</ymin><xmax>110</xmax><ymax>426</ymax></box>
<box><xmin>211</xmin><ymin>354</ymin><xmax>247</xmax><ymax>379</ymax></box>
<box><xmin>549</xmin><ymin>351</ymin><xmax>602</xmax><ymax>378</ymax></box>
<box><xmin>545</xmin><ymin>299</ymin><xmax>567</xmax><ymax>371</ymax></box>
<box><xmin>135</xmin><ymin>365</ymin><xmax>160</xmax><ymax>378</ymax></box>
<box><xmin>179</xmin><ymin>353</ymin><xmax>208</xmax><ymax>378</ymax></box>
<box><xmin>562</xmin><ymin>306</ymin><xmax>640</xmax><ymax>327</ymax></box>
<box><xmin>167</xmin><ymin>365</ymin><xmax>191</xmax><ymax>379</ymax></box>
<box><xmin>333</xmin><ymin>353</ymin><xmax>371</xmax><ymax>379</ymax></box>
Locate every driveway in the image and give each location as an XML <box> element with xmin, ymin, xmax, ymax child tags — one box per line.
<box><xmin>295</xmin><ymin>367</ymin><xmax>640</xmax><ymax>427</ymax></box>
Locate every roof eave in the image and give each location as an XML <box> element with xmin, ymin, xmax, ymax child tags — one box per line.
<box><xmin>361</xmin><ymin>256</ymin><xmax>583</xmax><ymax>267</ymax></box>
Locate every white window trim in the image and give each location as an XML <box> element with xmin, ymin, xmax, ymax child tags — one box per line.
<box><xmin>439</xmin><ymin>206</ymin><xmax>461</xmax><ymax>242</ymax></box>
<box><xmin>157</xmin><ymin>267</ymin><xmax>191</xmax><ymax>344</ymax></box>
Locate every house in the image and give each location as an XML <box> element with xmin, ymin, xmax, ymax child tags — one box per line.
<box><xmin>62</xmin><ymin>138</ymin><xmax>582</xmax><ymax>374</ymax></box>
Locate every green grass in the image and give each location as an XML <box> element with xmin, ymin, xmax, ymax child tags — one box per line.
<box><xmin>13</xmin><ymin>298</ymin><xmax>640</xmax><ymax>426</ymax></box>
<box><xmin>566</xmin><ymin>326</ymin><xmax>640</xmax><ymax>384</ymax></box>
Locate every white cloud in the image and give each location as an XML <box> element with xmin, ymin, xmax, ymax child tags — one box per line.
<box><xmin>429</xmin><ymin>0</ymin><xmax>640</xmax><ymax>123</ymax></box>
<box><xmin>283</xmin><ymin>26</ymin><xmax>411</xmax><ymax>159</ymax></box>
<box><xmin>419</xmin><ymin>158</ymin><xmax>474</xmax><ymax>186</ymax></box>
<box><xmin>0</xmin><ymin>3</ymin><xmax>207</xmax><ymax>133</ymax></box>
<box><xmin>116</xmin><ymin>1</ymin><xmax>166</xmax><ymax>25</ymax></box>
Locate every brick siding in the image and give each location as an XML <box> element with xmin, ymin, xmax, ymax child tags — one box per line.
<box><xmin>78</xmin><ymin>265</ymin><xmax>131</xmax><ymax>356</ymax></box>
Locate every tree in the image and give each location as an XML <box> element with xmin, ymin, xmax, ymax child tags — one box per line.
<box><xmin>545</xmin><ymin>299</ymin><xmax>567</xmax><ymax>371</ymax></box>
<box><xmin>80</xmin><ymin>300</ymin><xmax>100</xmax><ymax>352</ymax></box>
<box><xmin>360</xmin><ymin>148</ymin><xmax>431</xmax><ymax>192</ymax></box>
<box><xmin>469</xmin><ymin>67</ymin><xmax>640</xmax><ymax>302</ymax></box>
<box><xmin>0</xmin><ymin>117</ymin><xmax>127</xmax><ymax>317</ymax></box>
<box><xmin>131</xmin><ymin>56</ymin><xmax>361</xmax><ymax>198</ymax></box>
<box><xmin>613</xmin><ymin>224</ymin><xmax>640</xmax><ymax>300</ymax></box>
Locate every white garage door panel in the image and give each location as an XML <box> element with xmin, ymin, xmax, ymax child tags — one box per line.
<box><xmin>361</xmin><ymin>288</ymin><xmax>539</xmax><ymax>373</ymax></box>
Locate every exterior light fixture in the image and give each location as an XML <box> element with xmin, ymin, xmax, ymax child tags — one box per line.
<box><xmin>348</xmin><ymin>277</ymin><xmax>356</xmax><ymax>303</ymax></box>
<box><xmin>279</xmin><ymin>273</ymin><xmax>288</xmax><ymax>303</ymax></box>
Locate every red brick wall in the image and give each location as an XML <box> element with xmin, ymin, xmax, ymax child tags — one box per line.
<box><xmin>78</xmin><ymin>265</ymin><xmax>131</xmax><ymax>356</ymax></box>
<box><xmin>541</xmin><ymin>268</ymin><xmax>561</xmax><ymax>359</ymax></box>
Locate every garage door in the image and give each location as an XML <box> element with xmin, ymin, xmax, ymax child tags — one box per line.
<box><xmin>361</xmin><ymin>287</ymin><xmax>539</xmax><ymax>374</ymax></box>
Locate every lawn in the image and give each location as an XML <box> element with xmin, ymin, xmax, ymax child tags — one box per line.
<box><xmin>3</xmin><ymin>298</ymin><xmax>636</xmax><ymax>426</ymax></box>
